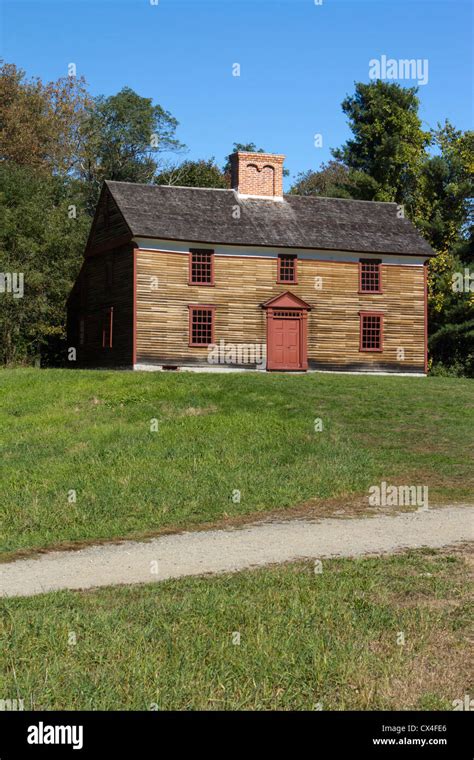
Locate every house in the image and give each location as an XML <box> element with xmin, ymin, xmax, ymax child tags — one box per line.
<box><xmin>67</xmin><ymin>151</ymin><xmax>435</xmax><ymax>374</ymax></box>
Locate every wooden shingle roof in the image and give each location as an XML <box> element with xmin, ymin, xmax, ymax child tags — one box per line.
<box><xmin>105</xmin><ymin>180</ymin><xmax>435</xmax><ymax>257</ymax></box>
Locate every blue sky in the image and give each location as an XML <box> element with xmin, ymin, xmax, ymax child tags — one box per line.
<box><xmin>1</xmin><ymin>0</ymin><xmax>472</xmax><ymax>190</ymax></box>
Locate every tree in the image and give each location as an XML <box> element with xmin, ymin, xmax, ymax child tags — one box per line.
<box><xmin>0</xmin><ymin>61</ymin><xmax>90</xmax><ymax>176</ymax></box>
<box><xmin>423</xmin><ymin>123</ymin><xmax>474</xmax><ymax>375</ymax></box>
<box><xmin>155</xmin><ymin>158</ymin><xmax>227</xmax><ymax>188</ymax></box>
<box><xmin>0</xmin><ymin>64</ymin><xmax>187</xmax><ymax>365</ymax></box>
<box><xmin>291</xmin><ymin>83</ymin><xmax>473</xmax><ymax>374</ymax></box>
<box><xmin>418</xmin><ymin>122</ymin><xmax>474</xmax><ymax>252</ymax></box>
<box><xmin>332</xmin><ymin>81</ymin><xmax>431</xmax><ymax>212</ymax></box>
<box><xmin>289</xmin><ymin>160</ymin><xmax>353</xmax><ymax>197</ymax></box>
<box><xmin>428</xmin><ymin>259</ymin><xmax>474</xmax><ymax>376</ymax></box>
<box><xmin>80</xmin><ymin>86</ymin><xmax>185</xmax><ymax>208</ymax></box>
<box><xmin>0</xmin><ymin>163</ymin><xmax>89</xmax><ymax>365</ymax></box>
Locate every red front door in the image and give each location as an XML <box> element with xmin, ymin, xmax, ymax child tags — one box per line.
<box><xmin>267</xmin><ymin>310</ymin><xmax>304</xmax><ymax>370</ymax></box>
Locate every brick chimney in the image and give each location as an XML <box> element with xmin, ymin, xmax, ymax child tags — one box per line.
<box><xmin>230</xmin><ymin>152</ymin><xmax>285</xmax><ymax>199</ymax></box>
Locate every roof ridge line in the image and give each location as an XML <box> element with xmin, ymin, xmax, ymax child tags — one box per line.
<box><xmin>106</xmin><ymin>179</ymin><xmax>399</xmax><ymax>205</ymax></box>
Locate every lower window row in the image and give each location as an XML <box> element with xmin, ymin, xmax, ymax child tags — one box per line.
<box><xmin>189</xmin><ymin>306</ymin><xmax>384</xmax><ymax>352</ymax></box>
<box><xmin>80</xmin><ymin>308</ymin><xmax>383</xmax><ymax>352</ymax></box>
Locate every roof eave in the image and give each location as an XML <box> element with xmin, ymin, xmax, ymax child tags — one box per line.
<box><xmin>132</xmin><ymin>233</ymin><xmax>435</xmax><ymax>258</ymax></box>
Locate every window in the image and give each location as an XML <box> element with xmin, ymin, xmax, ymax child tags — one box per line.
<box><xmin>189</xmin><ymin>306</ymin><xmax>215</xmax><ymax>346</ymax></box>
<box><xmin>359</xmin><ymin>259</ymin><xmax>382</xmax><ymax>293</ymax></box>
<box><xmin>360</xmin><ymin>312</ymin><xmax>383</xmax><ymax>352</ymax></box>
<box><xmin>189</xmin><ymin>249</ymin><xmax>214</xmax><ymax>285</ymax></box>
<box><xmin>102</xmin><ymin>307</ymin><xmax>113</xmax><ymax>349</ymax></box>
<box><xmin>277</xmin><ymin>254</ymin><xmax>297</xmax><ymax>284</ymax></box>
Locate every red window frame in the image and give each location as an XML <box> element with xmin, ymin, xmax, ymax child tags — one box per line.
<box><xmin>102</xmin><ymin>307</ymin><xmax>113</xmax><ymax>349</ymax></box>
<box><xmin>188</xmin><ymin>305</ymin><xmax>215</xmax><ymax>347</ymax></box>
<box><xmin>359</xmin><ymin>311</ymin><xmax>383</xmax><ymax>352</ymax></box>
<box><xmin>359</xmin><ymin>259</ymin><xmax>382</xmax><ymax>293</ymax></box>
<box><xmin>277</xmin><ymin>254</ymin><xmax>298</xmax><ymax>284</ymax></box>
<box><xmin>189</xmin><ymin>249</ymin><xmax>214</xmax><ymax>286</ymax></box>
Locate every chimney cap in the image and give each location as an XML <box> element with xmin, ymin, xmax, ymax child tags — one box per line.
<box><xmin>229</xmin><ymin>151</ymin><xmax>286</xmax><ymax>161</ymax></box>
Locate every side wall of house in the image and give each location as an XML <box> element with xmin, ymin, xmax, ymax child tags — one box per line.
<box><xmin>67</xmin><ymin>187</ymin><xmax>134</xmax><ymax>368</ymax></box>
<box><xmin>135</xmin><ymin>243</ymin><xmax>426</xmax><ymax>373</ymax></box>
<box><xmin>67</xmin><ymin>243</ymin><xmax>134</xmax><ymax>367</ymax></box>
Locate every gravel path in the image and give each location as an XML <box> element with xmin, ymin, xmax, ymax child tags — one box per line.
<box><xmin>1</xmin><ymin>505</ymin><xmax>472</xmax><ymax>598</ymax></box>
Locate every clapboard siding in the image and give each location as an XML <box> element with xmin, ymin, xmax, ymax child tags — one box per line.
<box><xmin>136</xmin><ymin>250</ymin><xmax>425</xmax><ymax>372</ymax></box>
<box><xmin>67</xmin><ymin>243</ymin><xmax>134</xmax><ymax>367</ymax></box>
<box><xmin>85</xmin><ymin>189</ymin><xmax>131</xmax><ymax>255</ymax></box>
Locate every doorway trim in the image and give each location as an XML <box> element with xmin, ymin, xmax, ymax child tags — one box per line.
<box><xmin>261</xmin><ymin>291</ymin><xmax>312</xmax><ymax>371</ymax></box>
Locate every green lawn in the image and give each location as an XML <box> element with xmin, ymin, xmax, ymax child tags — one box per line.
<box><xmin>0</xmin><ymin>368</ymin><xmax>472</xmax><ymax>556</ymax></box>
<box><xmin>0</xmin><ymin>548</ymin><xmax>471</xmax><ymax>710</ymax></box>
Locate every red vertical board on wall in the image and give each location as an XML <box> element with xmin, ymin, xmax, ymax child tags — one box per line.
<box><xmin>133</xmin><ymin>248</ymin><xmax>137</xmax><ymax>366</ymax></box>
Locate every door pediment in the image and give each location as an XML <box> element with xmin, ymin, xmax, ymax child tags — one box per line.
<box><xmin>261</xmin><ymin>291</ymin><xmax>312</xmax><ymax>310</ymax></box>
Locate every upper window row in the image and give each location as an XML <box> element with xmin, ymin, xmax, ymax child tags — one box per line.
<box><xmin>188</xmin><ymin>250</ymin><xmax>382</xmax><ymax>291</ymax></box>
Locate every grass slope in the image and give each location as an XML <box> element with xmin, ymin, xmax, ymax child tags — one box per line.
<box><xmin>1</xmin><ymin>368</ymin><xmax>472</xmax><ymax>555</ymax></box>
<box><xmin>0</xmin><ymin>548</ymin><xmax>471</xmax><ymax>710</ymax></box>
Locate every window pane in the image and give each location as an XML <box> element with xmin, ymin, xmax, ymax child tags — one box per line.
<box><xmin>191</xmin><ymin>308</ymin><xmax>213</xmax><ymax>345</ymax></box>
<box><xmin>191</xmin><ymin>250</ymin><xmax>213</xmax><ymax>284</ymax></box>
<box><xmin>278</xmin><ymin>255</ymin><xmax>296</xmax><ymax>282</ymax></box>
<box><xmin>360</xmin><ymin>261</ymin><xmax>381</xmax><ymax>292</ymax></box>
<box><xmin>361</xmin><ymin>314</ymin><xmax>381</xmax><ymax>350</ymax></box>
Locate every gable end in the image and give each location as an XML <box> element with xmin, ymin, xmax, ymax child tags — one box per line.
<box><xmin>85</xmin><ymin>184</ymin><xmax>133</xmax><ymax>257</ymax></box>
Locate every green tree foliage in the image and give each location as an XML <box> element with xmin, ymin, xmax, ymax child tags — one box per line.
<box><xmin>0</xmin><ymin>61</ymin><xmax>91</xmax><ymax>176</ymax></box>
<box><xmin>0</xmin><ymin>164</ymin><xmax>89</xmax><ymax>365</ymax></box>
<box><xmin>423</xmin><ymin>123</ymin><xmax>474</xmax><ymax>375</ymax></box>
<box><xmin>80</xmin><ymin>86</ymin><xmax>185</xmax><ymax>209</ymax></box>
<box><xmin>0</xmin><ymin>64</ymin><xmax>185</xmax><ymax>365</ymax></box>
<box><xmin>290</xmin><ymin>82</ymin><xmax>473</xmax><ymax>375</ymax></box>
<box><xmin>155</xmin><ymin>158</ymin><xmax>227</xmax><ymax>188</ymax></box>
<box><xmin>418</xmin><ymin>122</ymin><xmax>473</xmax><ymax>252</ymax></box>
<box><xmin>289</xmin><ymin>160</ymin><xmax>353</xmax><ymax>197</ymax></box>
<box><xmin>332</xmin><ymin>81</ymin><xmax>431</xmax><ymax>212</ymax></box>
